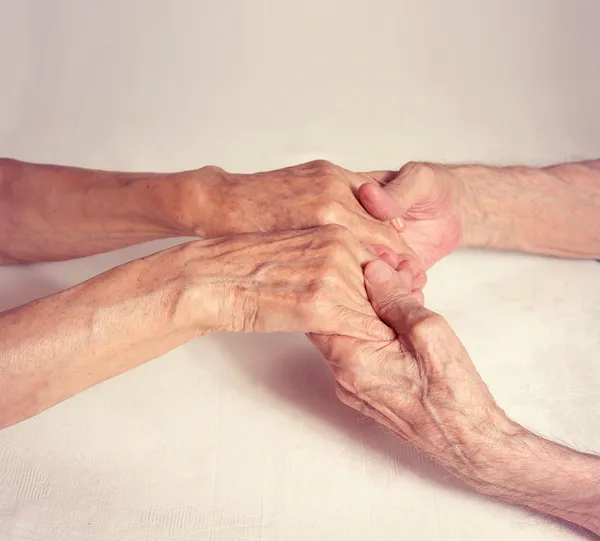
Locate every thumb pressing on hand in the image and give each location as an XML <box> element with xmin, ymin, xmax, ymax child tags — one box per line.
<box><xmin>358</xmin><ymin>183</ymin><xmax>404</xmax><ymax>229</ymax></box>
<box><xmin>359</xmin><ymin>164</ymin><xmax>423</xmax><ymax>231</ymax></box>
<box><xmin>364</xmin><ymin>259</ymin><xmax>432</xmax><ymax>335</ymax></box>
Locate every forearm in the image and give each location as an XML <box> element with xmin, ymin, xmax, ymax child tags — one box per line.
<box><xmin>450</xmin><ymin>416</ymin><xmax>600</xmax><ymax>534</ymax></box>
<box><xmin>0</xmin><ymin>158</ymin><xmax>213</xmax><ymax>264</ymax></box>
<box><xmin>0</xmin><ymin>240</ymin><xmax>217</xmax><ymax>429</ymax></box>
<box><xmin>453</xmin><ymin>160</ymin><xmax>600</xmax><ymax>258</ymax></box>
<box><xmin>380</xmin><ymin>401</ymin><xmax>600</xmax><ymax>532</ymax></box>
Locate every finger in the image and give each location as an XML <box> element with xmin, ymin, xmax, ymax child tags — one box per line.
<box><xmin>363</xmin><ymin>259</ymin><xmax>434</xmax><ymax>334</ymax></box>
<box><xmin>359</xmin><ymin>163</ymin><xmax>424</xmax><ymax>225</ymax></box>
<box><xmin>355</xmin><ymin>217</ymin><xmax>408</xmax><ymax>255</ymax></box>
<box><xmin>358</xmin><ymin>244</ymin><xmax>426</xmax><ymax>297</ymax></box>
<box><xmin>373</xmin><ymin>245</ymin><xmax>405</xmax><ymax>269</ymax></box>
<box><xmin>356</xmin><ymin>219</ymin><xmax>425</xmax><ymax>274</ymax></box>
<box><xmin>373</xmin><ymin>246</ymin><xmax>427</xmax><ymax>291</ymax></box>
<box><xmin>358</xmin><ymin>183</ymin><xmax>405</xmax><ymax>230</ymax></box>
<box><xmin>396</xmin><ymin>259</ymin><xmax>428</xmax><ymax>290</ymax></box>
<box><xmin>331</xmin><ymin>229</ymin><xmax>425</xmax><ymax>308</ymax></box>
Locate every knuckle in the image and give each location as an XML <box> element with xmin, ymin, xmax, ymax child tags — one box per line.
<box><xmin>309</xmin><ymin>159</ymin><xmax>336</xmax><ymax>174</ymax></box>
<box><xmin>321</xmin><ymin>223</ymin><xmax>353</xmax><ymax>244</ymax></box>
<box><xmin>410</xmin><ymin>312</ymin><xmax>447</xmax><ymax>342</ymax></box>
<box><xmin>400</xmin><ymin>160</ymin><xmax>433</xmax><ymax>179</ymax></box>
<box><xmin>316</xmin><ymin>201</ymin><xmax>346</xmax><ymax>225</ymax></box>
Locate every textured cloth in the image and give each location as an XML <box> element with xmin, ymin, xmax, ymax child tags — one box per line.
<box><xmin>1</xmin><ymin>2</ymin><xmax>599</xmax><ymax>540</ymax></box>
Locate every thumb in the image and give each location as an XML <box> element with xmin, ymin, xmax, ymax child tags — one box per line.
<box><xmin>359</xmin><ymin>164</ymin><xmax>423</xmax><ymax>226</ymax></box>
<box><xmin>358</xmin><ymin>183</ymin><xmax>404</xmax><ymax>226</ymax></box>
<box><xmin>364</xmin><ymin>259</ymin><xmax>432</xmax><ymax>334</ymax></box>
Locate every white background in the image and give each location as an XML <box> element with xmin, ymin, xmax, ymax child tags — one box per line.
<box><xmin>0</xmin><ymin>1</ymin><xmax>599</xmax><ymax>539</ymax></box>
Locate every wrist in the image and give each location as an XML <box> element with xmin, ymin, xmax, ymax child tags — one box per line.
<box><xmin>439</xmin><ymin>164</ymin><xmax>491</xmax><ymax>249</ymax></box>
<box><xmin>173</xmin><ymin>237</ymin><xmax>262</xmax><ymax>335</ymax></box>
<box><xmin>410</xmin><ymin>162</ymin><xmax>480</xmax><ymax>252</ymax></box>
<box><xmin>171</xmin><ymin>165</ymin><xmax>232</xmax><ymax>238</ymax></box>
<box><xmin>451</xmin><ymin>415</ymin><xmax>600</xmax><ymax>534</ymax></box>
<box><xmin>165</xmin><ymin>238</ymin><xmax>232</xmax><ymax>335</ymax></box>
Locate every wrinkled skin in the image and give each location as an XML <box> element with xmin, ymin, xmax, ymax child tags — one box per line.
<box><xmin>194</xmin><ymin>225</ymin><xmax>425</xmax><ymax>340</ymax></box>
<box><xmin>182</xmin><ymin>160</ymin><xmax>422</xmax><ymax>268</ymax></box>
<box><xmin>310</xmin><ymin>259</ymin><xmax>499</xmax><ymax>457</ymax></box>
<box><xmin>359</xmin><ymin>162</ymin><xmax>465</xmax><ymax>269</ymax></box>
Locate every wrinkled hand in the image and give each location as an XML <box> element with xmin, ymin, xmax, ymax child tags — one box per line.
<box><xmin>193</xmin><ymin>225</ymin><xmax>425</xmax><ymax>340</ymax></box>
<box><xmin>181</xmin><ymin>160</ymin><xmax>414</xmax><ymax>259</ymax></box>
<box><xmin>359</xmin><ymin>162</ymin><xmax>466</xmax><ymax>269</ymax></box>
<box><xmin>310</xmin><ymin>258</ymin><xmax>501</xmax><ymax>461</ymax></box>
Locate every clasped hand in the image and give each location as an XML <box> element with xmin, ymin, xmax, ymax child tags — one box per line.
<box><xmin>185</xmin><ymin>159</ymin><xmax>498</xmax><ymax>455</ymax></box>
<box><xmin>186</xmin><ymin>161</ymin><xmax>427</xmax><ymax>340</ymax></box>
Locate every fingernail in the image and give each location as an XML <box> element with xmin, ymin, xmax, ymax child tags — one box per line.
<box><xmin>391</xmin><ymin>218</ymin><xmax>404</xmax><ymax>232</ymax></box>
<box><xmin>373</xmin><ymin>245</ymin><xmax>388</xmax><ymax>257</ymax></box>
<box><xmin>365</xmin><ymin>260</ymin><xmax>395</xmax><ymax>284</ymax></box>
<box><xmin>398</xmin><ymin>259</ymin><xmax>414</xmax><ymax>273</ymax></box>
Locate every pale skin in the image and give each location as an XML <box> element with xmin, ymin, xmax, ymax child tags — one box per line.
<box><xmin>1</xmin><ymin>157</ymin><xmax>599</xmax><ymax>534</ymax></box>
<box><xmin>0</xmin><ymin>158</ymin><xmax>427</xmax><ymax>427</ymax></box>
<box><xmin>312</xmin><ymin>259</ymin><xmax>600</xmax><ymax>534</ymax></box>
<box><xmin>359</xmin><ymin>159</ymin><xmax>600</xmax><ymax>267</ymax></box>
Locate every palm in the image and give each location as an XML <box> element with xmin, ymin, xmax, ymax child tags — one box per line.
<box><xmin>403</xmin><ymin>209</ymin><xmax>461</xmax><ymax>269</ymax></box>
<box><xmin>361</xmin><ymin>163</ymin><xmax>464</xmax><ymax>269</ymax></box>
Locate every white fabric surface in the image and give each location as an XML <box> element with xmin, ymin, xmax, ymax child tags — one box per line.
<box><xmin>0</xmin><ymin>1</ymin><xmax>599</xmax><ymax>539</ymax></box>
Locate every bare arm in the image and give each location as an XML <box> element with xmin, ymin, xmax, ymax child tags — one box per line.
<box><xmin>0</xmin><ymin>225</ymin><xmax>395</xmax><ymax>429</ymax></box>
<box><xmin>312</xmin><ymin>259</ymin><xmax>600</xmax><ymax>535</ymax></box>
<box><xmin>0</xmin><ymin>158</ymin><xmax>407</xmax><ymax>265</ymax></box>
<box><xmin>0</xmin><ymin>241</ymin><xmax>207</xmax><ymax>428</ymax></box>
<box><xmin>466</xmin><ymin>423</ymin><xmax>600</xmax><ymax>534</ymax></box>
<box><xmin>458</xmin><ymin>160</ymin><xmax>600</xmax><ymax>259</ymax></box>
<box><xmin>360</xmin><ymin>159</ymin><xmax>600</xmax><ymax>267</ymax></box>
<box><xmin>0</xmin><ymin>158</ymin><xmax>201</xmax><ymax>264</ymax></box>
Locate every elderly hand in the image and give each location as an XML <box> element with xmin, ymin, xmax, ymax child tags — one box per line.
<box><xmin>190</xmin><ymin>225</ymin><xmax>424</xmax><ymax>340</ymax></box>
<box><xmin>178</xmin><ymin>160</ymin><xmax>414</xmax><ymax>259</ymax></box>
<box><xmin>358</xmin><ymin>162</ymin><xmax>468</xmax><ymax>269</ymax></box>
<box><xmin>309</xmin><ymin>258</ymin><xmax>502</xmax><ymax>461</ymax></box>
<box><xmin>310</xmin><ymin>259</ymin><xmax>600</xmax><ymax>535</ymax></box>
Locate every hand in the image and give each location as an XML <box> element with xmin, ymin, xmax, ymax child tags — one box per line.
<box><xmin>190</xmin><ymin>225</ymin><xmax>425</xmax><ymax>340</ymax></box>
<box><xmin>179</xmin><ymin>160</ymin><xmax>411</xmax><ymax>257</ymax></box>
<box><xmin>309</xmin><ymin>258</ymin><xmax>502</xmax><ymax>462</ymax></box>
<box><xmin>311</xmin><ymin>260</ymin><xmax>600</xmax><ymax>535</ymax></box>
<box><xmin>358</xmin><ymin>162</ymin><xmax>467</xmax><ymax>269</ymax></box>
